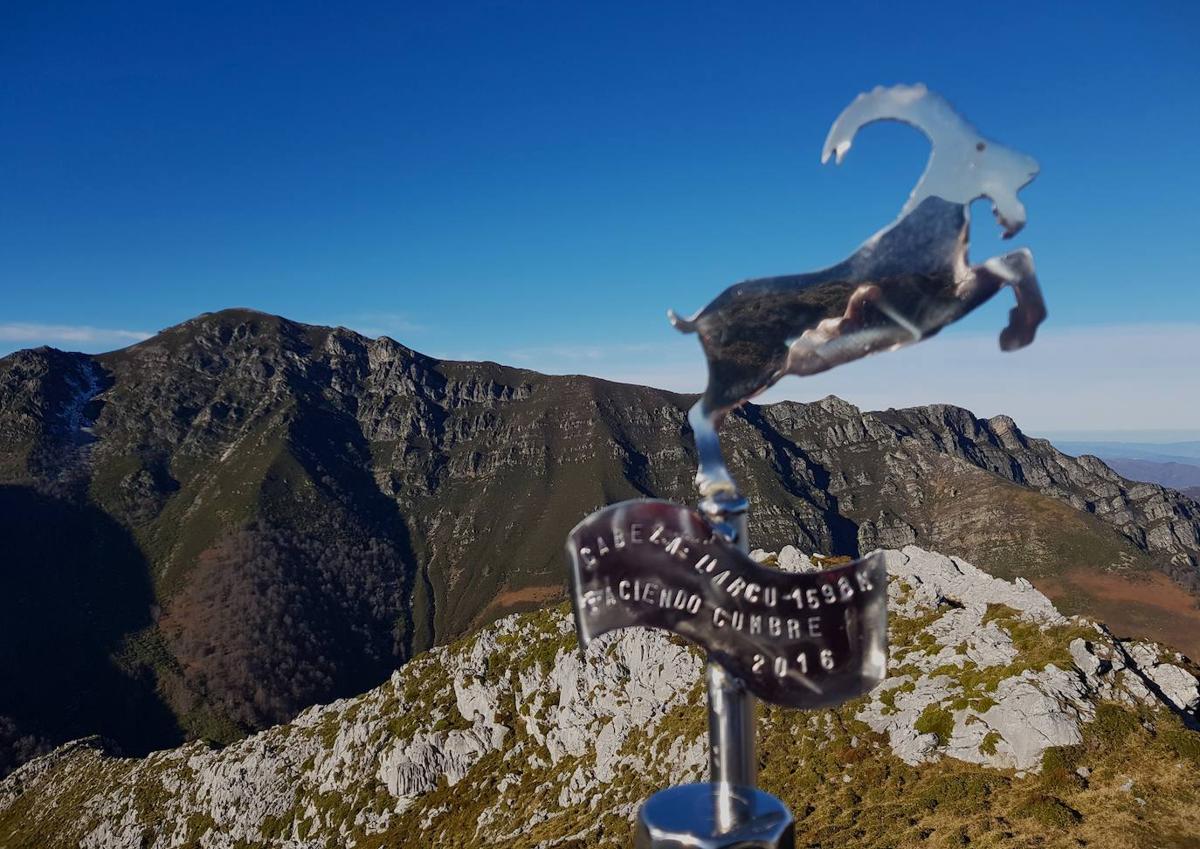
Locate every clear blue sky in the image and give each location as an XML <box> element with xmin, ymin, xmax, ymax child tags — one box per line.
<box><xmin>2</xmin><ymin>1</ymin><xmax>1197</xmax><ymax>430</ymax></box>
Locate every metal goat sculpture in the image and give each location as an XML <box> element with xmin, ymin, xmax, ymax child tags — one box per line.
<box><xmin>670</xmin><ymin>84</ymin><xmax>1048</xmax><ymax>498</ymax></box>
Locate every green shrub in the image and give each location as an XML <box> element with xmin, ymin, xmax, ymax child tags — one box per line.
<box><xmin>979</xmin><ymin>731</ymin><xmax>1002</xmax><ymax>756</ymax></box>
<box><xmin>914</xmin><ymin>773</ymin><xmax>992</xmax><ymax>815</ymax></box>
<box><xmin>1015</xmin><ymin>795</ymin><xmax>1082</xmax><ymax>829</ymax></box>
<box><xmin>1039</xmin><ymin>744</ymin><xmax>1085</xmax><ymax>791</ymax></box>
<box><xmin>1090</xmin><ymin>703</ymin><xmax>1140</xmax><ymax>744</ymax></box>
<box><xmin>1158</xmin><ymin>721</ymin><xmax>1200</xmax><ymax>765</ymax></box>
<box><xmin>1040</xmin><ymin>744</ymin><xmax>1083</xmax><ymax>775</ymax></box>
<box><xmin>914</xmin><ymin>705</ymin><xmax>954</xmax><ymax>745</ymax></box>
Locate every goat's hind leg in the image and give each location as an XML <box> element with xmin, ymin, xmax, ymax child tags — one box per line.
<box><xmin>976</xmin><ymin>247</ymin><xmax>1047</xmax><ymax>351</ymax></box>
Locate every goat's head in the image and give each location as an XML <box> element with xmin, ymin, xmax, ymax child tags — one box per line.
<box><xmin>822</xmin><ymin>84</ymin><xmax>1039</xmax><ymax>238</ymax></box>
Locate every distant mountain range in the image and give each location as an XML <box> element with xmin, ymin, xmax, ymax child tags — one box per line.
<box><xmin>1098</xmin><ymin>458</ymin><xmax>1200</xmax><ymax>491</ymax></box>
<box><xmin>1053</xmin><ymin>440</ymin><xmax>1200</xmax><ymax>493</ymax></box>
<box><xmin>2</xmin><ymin>308</ymin><xmax>1198</xmax><ymax>776</ymax></box>
<box><xmin>1054</xmin><ymin>440</ymin><xmax>1200</xmax><ymax>466</ymax></box>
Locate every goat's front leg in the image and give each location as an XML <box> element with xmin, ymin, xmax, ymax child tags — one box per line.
<box><xmin>688</xmin><ymin>401</ymin><xmax>738</xmax><ymax>499</ymax></box>
<box><xmin>968</xmin><ymin>247</ymin><xmax>1047</xmax><ymax>351</ymax></box>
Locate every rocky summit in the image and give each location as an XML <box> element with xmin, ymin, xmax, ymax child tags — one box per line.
<box><xmin>2</xmin><ymin>546</ymin><xmax>1197</xmax><ymax>849</ymax></box>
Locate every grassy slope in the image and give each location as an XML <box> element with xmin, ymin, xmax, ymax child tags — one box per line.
<box><xmin>1</xmin><ymin>598</ymin><xmax>1197</xmax><ymax>849</ymax></box>
<box><xmin>908</xmin><ymin>457</ymin><xmax>1200</xmax><ymax>659</ymax></box>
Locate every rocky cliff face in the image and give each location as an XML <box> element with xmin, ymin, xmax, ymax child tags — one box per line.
<box><xmin>2</xmin><ymin>308</ymin><xmax>1198</xmax><ymax>777</ymax></box>
<box><xmin>863</xmin><ymin>406</ymin><xmax>1200</xmax><ymax>588</ymax></box>
<box><xmin>1</xmin><ymin>547</ymin><xmax>1196</xmax><ymax>849</ymax></box>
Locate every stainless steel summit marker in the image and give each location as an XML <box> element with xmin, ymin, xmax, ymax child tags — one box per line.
<box><xmin>566</xmin><ymin>499</ymin><xmax>887</xmax><ymax>847</ymax></box>
<box><xmin>564</xmin><ymin>84</ymin><xmax>1047</xmax><ymax>849</ymax></box>
<box><xmin>568</xmin><ymin>500</ymin><xmax>887</xmax><ymax>711</ymax></box>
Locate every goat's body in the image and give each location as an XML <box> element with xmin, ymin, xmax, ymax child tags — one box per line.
<box><xmin>674</xmin><ymin>85</ymin><xmax>1047</xmax><ymax>498</ymax></box>
<box><xmin>680</xmin><ymin>196</ymin><xmax>978</xmax><ymax>414</ymax></box>
<box><xmin>677</xmin><ymin>196</ymin><xmax>1045</xmax><ymax>497</ymax></box>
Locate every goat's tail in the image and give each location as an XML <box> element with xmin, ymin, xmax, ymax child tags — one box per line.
<box><xmin>667</xmin><ymin>309</ymin><xmax>698</xmax><ymax>334</ymax></box>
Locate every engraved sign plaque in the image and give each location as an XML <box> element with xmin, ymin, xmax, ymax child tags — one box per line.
<box><xmin>567</xmin><ymin>500</ymin><xmax>887</xmax><ymax>708</ymax></box>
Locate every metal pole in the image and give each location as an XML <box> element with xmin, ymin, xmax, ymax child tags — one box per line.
<box><xmin>706</xmin><ymin>663</ymin><xmax>756</xmax><ymax>829</ymax></box>
<box><xmin>699</xmin><ymin>493</ymin><xmax>755</xmax><ymax>832</ymax></box>
<box><xmin>630</xmin><ymin>489</ymin><xmax>794</xmax><ymax>848</ymax></box>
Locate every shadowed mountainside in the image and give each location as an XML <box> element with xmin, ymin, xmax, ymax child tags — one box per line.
<box><xmin>0</xmin><ymin>486</ymin><xmax>180</xmax><ymax>775</ymax></box>
<box><xmin>1</xmin><ymin>307</ymin><xmax>1198</xmax><ymax>774</ymax></box>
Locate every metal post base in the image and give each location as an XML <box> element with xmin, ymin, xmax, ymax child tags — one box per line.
<box><xmin>634</xmin><ymin>783</ymin><xmax>794</xmax><ymax>849</ymax></box>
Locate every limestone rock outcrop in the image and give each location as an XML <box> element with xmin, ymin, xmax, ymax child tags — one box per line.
<box><xmin>1</xmin><ymin>546</ymin><xmax>1196</xmax><ymax>848</ymax></box>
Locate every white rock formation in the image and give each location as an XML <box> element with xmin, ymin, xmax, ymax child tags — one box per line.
<box><xmin>879</xmin><ymin>546</ymin><xmax>1064</xmax><ymax>623</ymax></box>
<box><xmin>1</xmin><ymin>545</ymin><xmax>1196</xmax><ymax>847</ymax></box>
<box><xmin>776</xmin><ymin>545</ymin><xmax>817</xmax><ymax>573</ymax></box>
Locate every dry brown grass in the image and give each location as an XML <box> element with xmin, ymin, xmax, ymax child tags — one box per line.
<box><xmin>1036</xmin><ymin>568</ymin><xmax>1200</xmax><ymax>660</ymax></box>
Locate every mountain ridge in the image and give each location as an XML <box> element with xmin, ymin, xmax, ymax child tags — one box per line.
<box><xmin>1</xmin><ymin>307</ymin><xmax>1198</xmax><ymax>778</ymax></box>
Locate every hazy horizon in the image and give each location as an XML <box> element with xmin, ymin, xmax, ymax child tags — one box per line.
<box><xmin>4</xmin><ymin>305</ymin><xmax>1197</xmax><ymax>436</ymax></box>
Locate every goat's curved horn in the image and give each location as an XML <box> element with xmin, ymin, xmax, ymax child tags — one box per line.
<box><xmin>821</xmin><ymin>83</ymin><xmax>968</xmax><ymax>166</ymax></box>
<box><xmin>821</xmin><ymin>84</ymin><xmax>1039</xmax><ymax>237</ymax></box>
